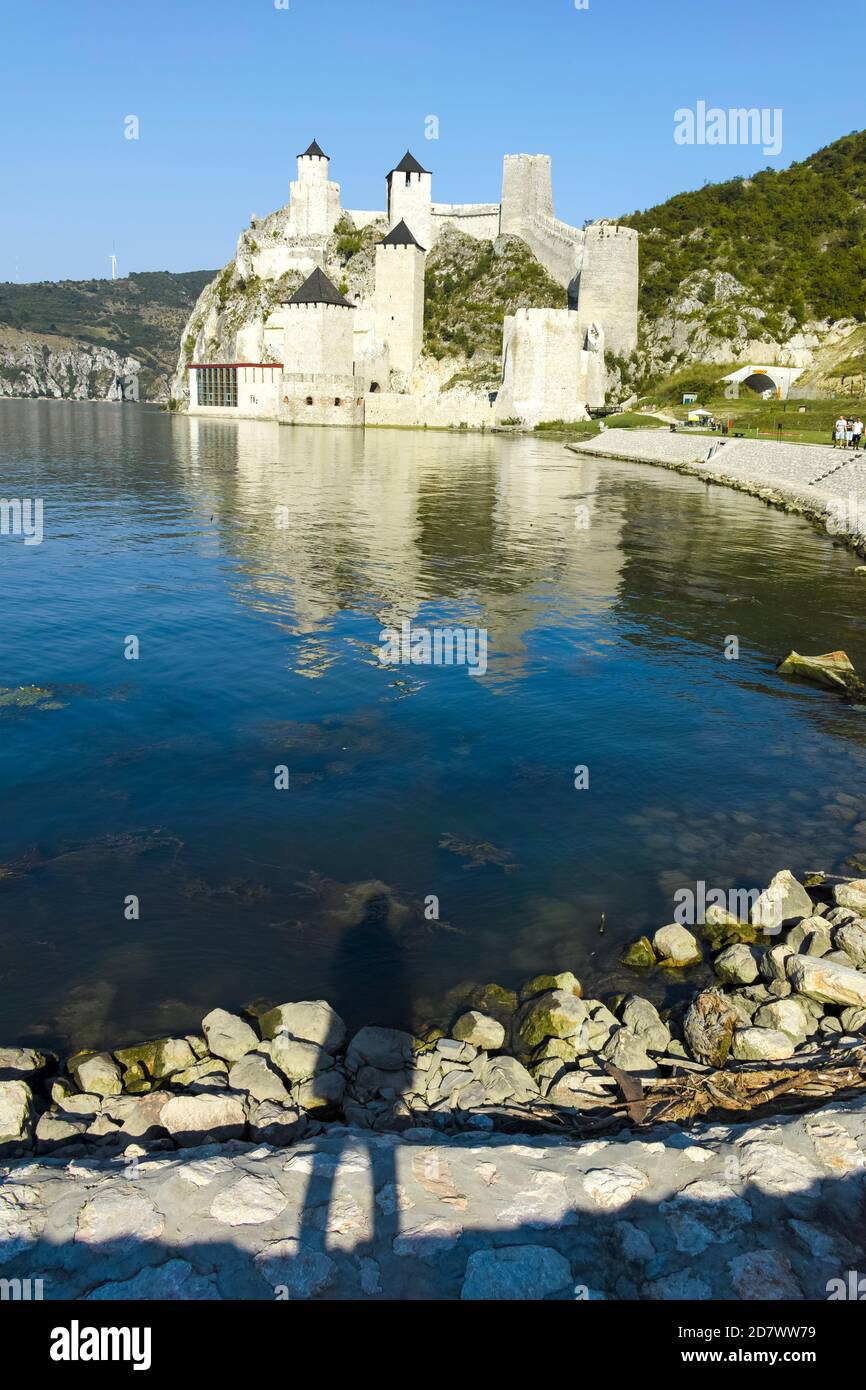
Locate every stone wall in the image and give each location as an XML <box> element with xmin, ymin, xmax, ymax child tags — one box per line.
<box><xmin>278</xmin><ymin>373</ymin><xmax>365</xmax><ymax>427</ymax></box>
<box><xmin>431</xmin><ymin>203</ymin><xmax>502</xmax><ymax>242</ymax></box>
<box><xmin>387</xmin><ymin>170</ymin><xmax>433</xmax><ymax>250</ymax></box>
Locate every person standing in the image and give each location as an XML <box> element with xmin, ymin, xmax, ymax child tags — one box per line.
<box><xmin>835</xmin><ymin>414</ymin><xmax>847</xmax><ymax>448</ymax></box>
<box><xmin>853</xmin><ymin>416</ymin><xmax>864</xmax><ymax>450</ymax></box>
<box><xmin>846</xmin><ymin>416</ymin><xmax>855</xmax><ymax>449</ymax></box>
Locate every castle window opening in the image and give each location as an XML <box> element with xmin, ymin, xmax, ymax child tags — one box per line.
<box><xmin>369</xmin><ymin>382</ymin><xmax>380</xmax><ymax>393</ymax></box>
<box><xmin>306</xmin><ymin>396</ymin><xmax>314</xmax><ymax>405</ymax></box>
<box><xmin>334</xmin><ymin>397</ymin><xmax>342</xmax><ymax>406</ymax></box>
<box><xmin>197</xmin><ymin>366</ymin><xmax>238</xmax><ymax>408</ymax></box>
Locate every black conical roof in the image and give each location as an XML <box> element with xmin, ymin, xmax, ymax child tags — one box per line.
<box><xmin>380</xmin><ymin>219</ymin><xmax>425</xmax><ymax>251</ymax></box>
<box><xmin>298</xmin><ymin>139</ymin><xmax>328</xmax><ymax>159</ymax></box>
<box><xmin>389</xmin><ymin>150</ymin><xmax>430</xmax><ymax>177</ymax></box>
<box><xmin>287</xmin><ymin>267</ymin><xmax>353</xmax><ymax>308</ymax></box>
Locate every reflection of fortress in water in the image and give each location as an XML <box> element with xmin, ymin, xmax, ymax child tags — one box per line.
<box><xmin>178</xmin><ymin>418</ymin><xmax>627</xmax><ymax>681</ymax></box>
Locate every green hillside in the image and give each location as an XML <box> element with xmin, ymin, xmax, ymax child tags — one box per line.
<box><xmin>621</xmin><ymin>129</ymin><xmax>866</xmax><ymax>328</ymax></box>
<box><xmin>0</xmin><ymin>270</ymin><xmax>216</xmax><ymax>398</ymax></box>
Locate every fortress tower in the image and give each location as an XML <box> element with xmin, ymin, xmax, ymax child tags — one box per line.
<box><xmin>500</xmin><ymin>154</ymin><xmax>555</xmax><ymax>237</ymax></box>
<box><xmin>373</xmin><ymin>220</ymin><xmax>426</xmax><ymax>376</ymax></box>
<box><xmin>387</xmin><ymin>152</ymin><xmax>433</xmax><ymax>252</ymax></box>
<box><xmin>288</xmin><ymin>140</ymin><xmax>342</xmax><ymax>238</ymax></box>
<box><xmin>282</xmin><ymin>267</ymin><xmax>355</xmax><ymax>374</ymax></box>
<box><xmin>574</xmin><ymin>224</ymin><xmax>639</xmax><ymax>358</ymax></box>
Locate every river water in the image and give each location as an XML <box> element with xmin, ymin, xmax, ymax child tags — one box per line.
<box><xmin>2</xmin><ymin>401</ymin><xmax>865</xmax><ymax>1050</ymax></box>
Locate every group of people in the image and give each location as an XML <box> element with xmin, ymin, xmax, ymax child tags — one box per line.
<box><xmin>834</xmin><ymin>414</ymin><xmax>864</xmax><ymax>448</ymax></box>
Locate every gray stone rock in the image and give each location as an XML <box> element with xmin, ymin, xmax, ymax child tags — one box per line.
<box><xmin>786</xmin><ymin>953</ymin><xmax>866</xmax><ymax>1007</ymax></box>
<box><xmin>751</xmin><ymin>870</ymin><xmax>812</xmax><ymax>933</ymax></box>
<box><xmin>652</xmin><ymin>923</ymin><xmax>702</xmax><ymax>967</ymax></box>
<box><xmin>621</xmin><ymin>996</ymin><xmax>670</xmax><ymax>1052</ymax></box>
<box><xmin>35</xmin><ymin>1111</ymin><xmax>89</xmax><ymax>1150</ymax></box>
<box><xmin>75</xmin><ymin>1188</ymin><xmax>164</xmax><ymax>1250</ymax></box>
<box><xmin>345</xmin><ymin>1026</ymin><xmax>414</xmax><ymax>1074</ymax></box>
<box><xmin>171</xmin><ymin>1058</ymin><xmax>229</xmax><ymax>1088</ymax></box>
<box><xmin>516</xmin><ymin>990</ymin><xmax>588</xmax><ymax>1050</ymax></box>
<box><xmin>160</xmin><ymin>1092</ymin><xmax>247</xmax><ymax>1146</ymax></box>
<box><xmin>731</xmin><ymin>1027</ymin><xmax>795</xmax><ymax>1061</ymax></box>
<box><xmin>752</xmin><ymin>998</ymin><xmax>811</xmax><ymax>1041</ymax></box>
<box><xmin>69</xmin><ymin>1052</ymin><xmax>122</xmax><ymax>1098</ymax></box>
<box><xmin>0</xmin><ymin>1047</ymin><xmax>46</xmax><ymax>1083</ymax></box>
<box><xmin>86</xmin><ymin>1259</ymin><xmax>219</xmax><ymax>1300</ymax></box>
<box><xmin>840</xmin><ymin>1006</ymin><xmax>866</xmax><ymax>1033</ymax></box>
<box><xmin>760</xmin><ymin>942</ymin><xmax>793</xmax><ymax>983</ymax></box>
<box><xmin>295</xmin><ymin>1069</ymin><xmax>346</xmax><ymax>1114</ymax></box>
<box><xmin>602</xmin><ymin>1028</ymin><xmax>656</xmax><ymax>1074</ymax></box>
<box><xmin>201</xmin><ymin>1008</ymin><xmax>259</xmax><ymax>1063</ymax></box>
<box><xmin>257</xmin><ymin>1000</ymin><xmax>346</xmax><ymax>1050</ymax></box>
<box><xmin>834</xmin><ymin>880</ymin><xmax>866</xmax><ymax>916</ymax></box>
<box><xmin>0</xmin><ymin>1081</ymin><xmax>35</xmax><ymax>1155</ymax></box>
<box><xmin>461</xmin><ymin>1245</ymin><xmax>572</xmax><ymax>1300</ymax></box>
<box><xmin>451</xmin><ymin>1011</ymin><xmax>505</xmax><ymax>1051</ymax></box>
<box><xmin>269</xmin><ymin>1035</ymin><xmax>334</xmax><ymax>1085</ymax></box>
<box><xmin>210</xmin><ymin>1173</ymin><xmax>287</xmax><ymax>1226</ymax></box>
<box><xmin>714</xmin><ymin>943</ymin><xmax>760</xmax><ymax>985</ymax></box>
<box><xmin>254</xmin><ymin>1239</ymin><xmax>336</xmax><ymax>1298</ymax></box>
<box><xmin>248</xmin><ymin>1100</ymin><xmax>307</xmax><ymax>1146</ymax></box>
<box><xmin>835</xmin><ymin>921</ymin><xmax>866</xmax><ymax>969</ymax></box>
<box><xmin>729</xmin><ymin>1250</ymin><xmax>802</xmax><ymax>1300</ymax></box>
<box><xmin>228</xmin><ymin>1053</ymin><xmax>291</xmax><ymax>1104</ymax></box>
<box><xmin>479</xmin><ymin>1055</ymin><xmax>539</xmax><ymax>1103</ymax></box>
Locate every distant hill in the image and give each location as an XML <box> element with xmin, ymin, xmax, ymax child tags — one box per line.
<box><xmin>620</xmin><ymin>129</ymin><xmax>866</xmax><ymax>332</ymax></box>
<box><xmin>0</xmin><ymin>270</ymin><xmax>216</xmax><ymax>399</ymax></box>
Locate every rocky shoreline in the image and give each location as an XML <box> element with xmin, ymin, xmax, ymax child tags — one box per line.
<box><xmin>567</xmin><ymin>431</ymin><xmax>866</xmax><ymax>559</ymax></box>
<box><xmin>2</xmin><ymin>869</ymin><xmax>866</xmax><ymax>1162</ymax></box>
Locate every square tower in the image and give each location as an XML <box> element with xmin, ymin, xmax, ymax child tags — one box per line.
<box><xmin>373</xmin><ymin>220</ymin><xmax>426</xmax><ymax>375</ymax></box>
<box><xmin>386</xmin><ymin>151</ymin><xmax>432</xmax><ymax>251</ymax></box>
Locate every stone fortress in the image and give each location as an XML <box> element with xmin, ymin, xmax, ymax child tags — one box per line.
<box><xmin>184</xmin><ymin>141</ymin><xmax>639</xmax><ymax>429</ymax></box>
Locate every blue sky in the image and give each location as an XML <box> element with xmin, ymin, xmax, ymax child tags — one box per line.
<box><xmin>1</xmin><ymin>0</ymin><xmax>862</xmax><ymax>283</ymax></box>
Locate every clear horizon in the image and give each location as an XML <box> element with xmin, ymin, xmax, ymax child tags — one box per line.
<box><xmin>1</xmin><ymin>0</ymin><xmax>863</xmax><ymax>283</ymax></box>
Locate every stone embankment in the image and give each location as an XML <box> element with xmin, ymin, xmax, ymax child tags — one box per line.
<box><xmin>567</xmin><ymin>430</ymin><xmax>866</xmax><ymax>555</ymax></box>
<box><xmin>2</xmin><ymin>868</ymin><xmax>866</xmax><ymax>1296</ymax></box>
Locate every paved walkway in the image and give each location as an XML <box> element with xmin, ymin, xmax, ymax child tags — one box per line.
<box><xmin>2</xmin><ymin>1095</ymin><xmax>864</xmax><ymax>1299</ymax></box>
<box><xmin>568</xmin><ymin>431</ymin><xmax>866</xmax><ymax>552</ymax></box>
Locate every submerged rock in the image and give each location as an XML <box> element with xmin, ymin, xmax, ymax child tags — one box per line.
<box><xmin>621</xmin><ymin>936</ymin><xmax>656</xmax><ymax>969</ymax></box>
<box><xmin>777</xmin><ymin>649</ymin><xmax>864</xmax><ymax>696</ymax></box>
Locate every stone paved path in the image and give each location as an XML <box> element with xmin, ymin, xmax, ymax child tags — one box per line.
<box><xmin>2</xmin><ymin>1096</ymin><xmax>864</xmax><ymax>1299</ymax></box>
<box><xmin>568</xmin><ymin>432</ymin><xmax>866</xmax><ymax>550</ymax></box>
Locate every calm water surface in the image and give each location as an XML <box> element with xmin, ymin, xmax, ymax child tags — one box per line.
<box><xmin>2</xmin><ymin>401</ymin><xmax>865</xmax><ymax>1050</ymax></box>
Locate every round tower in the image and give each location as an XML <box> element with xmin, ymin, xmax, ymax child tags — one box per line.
<box><xmin>289</xmin><ymin>140</ymin><xmax>341</xmax><ymax>238</ymax></box>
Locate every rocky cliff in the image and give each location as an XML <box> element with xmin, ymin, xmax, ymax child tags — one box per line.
<box><xmin>0</xmin><ymin>327</ymin><xmax>139</xmax><ymax>401</ymax></box>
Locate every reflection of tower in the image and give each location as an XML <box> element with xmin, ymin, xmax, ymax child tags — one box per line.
<box><xmin>386</xmin><ymin>152</ymin><xmax>432</xmax><ymax>250</ymax></box>
<box><xmin>373</xmin><ymin>221</ymin><xmax>425</xmax><ymax>375</ymax></box>
<box><xmin>110</xmin><ymin>252</ymin><xmax>118</xmax><ymax>280</ymax></box>
<box><xmin>288</xmin><ymin>140</ymin><xmax>342</xmax><ymax>238</ymax></box>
